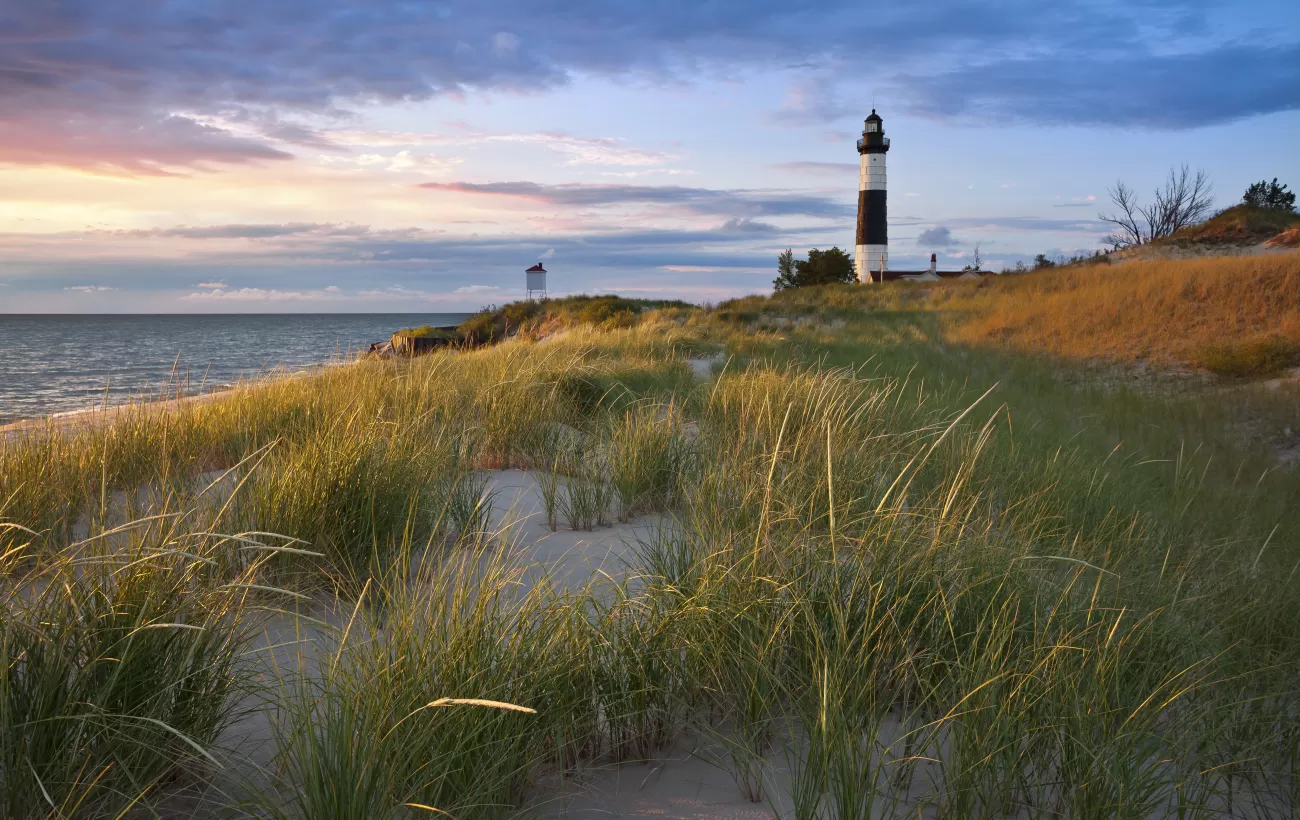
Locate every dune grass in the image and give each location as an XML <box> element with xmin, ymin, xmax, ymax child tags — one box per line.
<box><xmin>1169</xmin><ymin>204</ymin><xmax>1300</xmax><ymax>246</ymax></box>
<box><xmin>0</xmin><ymin>518</ymin><xmax>268</xmax><ymax>819</ymax></box>
<box><xmin>945</xmin><ymin>251</ymin><xmax>1300</xmax><ymax>372</ymax></box>
<box><xmin>1</xmin><ymin>295</ymin><xmax>1298</xmax><ymax>817</ymax></box>
<box><xmin>716</xmin><ymin>250</ymin><xmax>1300</xmax><ymax>376</ymax></box>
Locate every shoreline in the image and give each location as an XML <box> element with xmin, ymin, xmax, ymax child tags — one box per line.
<box><xmin>0</xmin><ymin>387</ymin><xmax>236</xmax><ymax>439</ymax></box>
<box><xmin>0</xmin><ymin>359</ymin><xmax>353</xmax><ymax>440</ymax></box>
<box><xmin>0</xmin><ymin>312</ymin><xmax>474</xmax><ymax>439</ymax></box>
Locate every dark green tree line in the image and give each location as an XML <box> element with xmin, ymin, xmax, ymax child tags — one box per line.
<box><xmin>773</xmin><ymin>246</ymin><xmax>855</xmax><ymax>291</ymax></box>
<box><xmin>1242</xmin><ymin>178</ymin><xmax>1296</xmax><ymax>212</ymax></box>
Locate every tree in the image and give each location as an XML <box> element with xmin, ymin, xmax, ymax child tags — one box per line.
<box><xmin>962</xmin><ymin>243</ymin><xmax>983</xmax><ymax>272</ymax></box>
<box><xmin>795</xmin><ymin>247</ymin><xmax>854</xmax><ymax>286</ymax></box>
<box><xmin>773</xmin><ymin>248</ymin><xmax>798</xmax><ymax>291</ymax></box>
<box><xmin>1099</xmin><ymin>164</ymin><xmax>1214</xmax><ymax>248</ymax></box>
<box><xmin>773</xmin><ymin>246</ymin><xmax>854</xmax><ymax>291</ymax></box>
<box><xmin>1032</xmin><ymin>253</ymin><xmax>1056</xmax><ymax>270</ymax></box>
<box><xmin>1242</xmin><ymin>178</ymin><xmax>1296</xmax><ymax>211</ymax></box>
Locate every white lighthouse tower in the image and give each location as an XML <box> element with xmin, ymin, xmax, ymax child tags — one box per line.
<box><xmin>854</xmin><ymin>109</ymin><xmax>890</xmax><ymax>283</ymax></box>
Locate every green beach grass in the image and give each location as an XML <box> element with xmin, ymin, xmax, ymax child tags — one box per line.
<box><xmin>2</xmin><ymin>285</ymin><xmax>1298</xmax><ymax>817</ymax></box>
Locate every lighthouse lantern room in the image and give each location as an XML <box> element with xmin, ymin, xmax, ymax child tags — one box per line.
<box><xmin>855</xmin><ymin>109</ymin><xmax>890</xmax><ymax>283</ymax></box>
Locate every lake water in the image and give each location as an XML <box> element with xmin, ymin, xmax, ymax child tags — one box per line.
<box><xmin>0</xmin><ymin>314</ymin><xmax>469</xmax><ymax>424</ymax></box>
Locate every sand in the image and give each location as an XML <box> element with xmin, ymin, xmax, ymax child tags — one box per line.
<box><xmin>35</xmin><ymin>353</ymin><xmax>826</xmax><ymax>816</ymax></box>
<box><xmin>187</xmin><ymin>467</ymin><xmax>694</xmax><ymax>816</ymax></box>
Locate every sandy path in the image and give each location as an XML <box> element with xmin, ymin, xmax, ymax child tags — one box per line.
<box><xmin>186</xmin><ymin>467</ymin><xmax>682</xmax><ymax>815</ymax></box>
<box><xmin>484</xmin><ymin>469</ymin><xmax>670</xmax><ymax>596</ymax></box>
<box><xmin>81</xmin><ymin>354</ymin><xmax>770</xmax><ymax>816</ymax></box>
<box><xmin>526</xmin><ymin>734</ymin><xmax>799</xmax><ymax>820</ymax></box>
<box><xmin>485</xmin><ymin>468</ymin><xmax>824</xmax><ymax>819</ymax></box>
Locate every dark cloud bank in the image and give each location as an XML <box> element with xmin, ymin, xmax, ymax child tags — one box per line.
<box><xmin>2</xmin><ymin>1</ymin><xmax>1297</xmax><ymax>172</ymax></box>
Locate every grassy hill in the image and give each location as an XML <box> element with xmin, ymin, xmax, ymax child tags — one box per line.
<box><xmin>3</xmin><ymin>260</ymin><xmax>1300</xmax><ymax>817</ymax></box>
<box><xmin>946</xmin><ymin>251</ymin><xmax>1300</xmax><ymax>376</ymax></box>
<box><xmin>1164</xmin><ymin>203</ymin><xmax>1300</xmax><ymax>247</ymax></box>
<box><xmin>715</xmin><ymin>251</ymin><xmax>1300</xmax><ymax>378</ymax></box>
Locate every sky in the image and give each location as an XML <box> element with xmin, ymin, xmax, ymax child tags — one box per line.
<box><xmin>1</xmin><ymin>1</ymin><xmax>1298</xmax><ymax>313</ymax></box>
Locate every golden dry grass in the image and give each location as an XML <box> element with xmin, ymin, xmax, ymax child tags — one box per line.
<box><xmin>946</xmin><ymin>251</ymin><xmax>1300</xmax><ymax>374</ymax></box>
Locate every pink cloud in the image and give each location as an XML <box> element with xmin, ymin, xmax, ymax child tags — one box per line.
<box><xmin>0</xmin><ymin>114</ymin><xmax>292</xmax><ymax>175</ymax></box>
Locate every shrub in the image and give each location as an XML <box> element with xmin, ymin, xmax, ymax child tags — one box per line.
<box><xmin>1192</xmin><ymin>336</ymin><xmax>1298</xmax><ymax>378</ymax></box>
<box><xmin>457</xmin><ymin>311</ymin><xmax>502</xmax><ymax>345</ymax></box>
<box><xmin>394</xmin><ymin>325</ymin><xmax>456</xmax><ymax>340</ymax></box>
<box><xmin>1242</xmin><ymin>177</ymin><xmax>1296</xmax><ymax>212</ymax></box>
<box><xmin>773</xmin><ymin>247</ymin><xmax>855</xmax><ymax>291</ymax></box>
<box><xmin>453</xmin><ymin>295</ymin><xmax>693</xmax><ymax>348</ymax></box>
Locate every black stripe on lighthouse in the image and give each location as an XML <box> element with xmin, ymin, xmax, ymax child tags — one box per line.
<box><xmin>855</xmin><ymin>190</ymin><xmax>887</xmax><ymax>247</ymax></box>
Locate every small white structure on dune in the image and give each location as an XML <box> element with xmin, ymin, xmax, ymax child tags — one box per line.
<box><xmin>525</xmin><ymin>262</ymin><xmax>547</xmax><ymax>300</ymax></box>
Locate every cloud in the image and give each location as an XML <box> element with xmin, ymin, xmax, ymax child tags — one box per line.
<box><xmin>415</xmin><ymin>181</ymin><xmax>850</xmax><ymax>219</ymax></box>
<box><xmin>4</xmin><ymin>215</ymin><xmax>833</xmax><ymax>308</ymax></box>
<box><xmin>3</xmin><ymin>1</ymin><xmax>1290</xmax><ymax>174</ymax></box>
<box><xmin>601</xmin><ymin>169</ymin><xmax>696</xmax><ymax>178</ymax></box>
<box><xmin>0</xmin><ymin>113</ymin><xmax>293</xmax><ymax>175</ymax></box>
<box><xmin>1</xmin><ymin>202</ymin><xmax>1115</xmax><ymax>309</ymax></box>
<box><xmin>770</xmin><ymin>75</ymin><xmax>852</xmax><ymax>126</ymax></box>
<box><xmin>454</xmin><ymin>284</ymin><xmax>505</xmax><ymax>294</ymax></box>
<box><xmin>1052</xmin><ymin>195</ymin><xmax>1098</xmax><ymax>208</ymax></box>
<box><xmin>941</xmin><ymin>216</ymin><xmax>1104</xmax><ymax>233</ymax></box>
<box><xmin>896</xmin><ymin>42</ymin><xmax>1300</xmax><ymax>129</ymax></box>
<box><xmin>716</xmin><ymin>218</ymin><xmax>780</xmax><ymax>234</ymax></box>
<box><xmin>321</xmin><ymin>127</ymin><xmax>677</xmax><ymax>171</ymax></box>
<box><xmin>660</xmin><ymin>265</ymin><xmax>741</xmax><ymax>273</ymax></box>
<box><xmin>119</xmin><ymin>223</ymin><xmax>337</xmax><ymax>240</ymax></box>
<box><xmin>64</xmin><ymin>285</ymin><xmax>115</xmax><ymax>293</ymax></box>
<box><xmin>183</xmin><ymin>286</ymin><xmax>343</xmax><ymax>302</ymax></box>
<box><xmin>917</xmin><ymin>226</ymin><xmax>958</xmax><ymax>248</ymax></box>
<box><xmin>769</xmin><ymin>161</ymin><xmax>858</xmax><ymax>177</ymax></box>
<box><xmin>319</xmin><ymin>150</ymin><xmax>462</xmax><ymax>174</ymax></box>
<box><xmin>89</xmin><ymin>223</ymin><xmax>427</xmax><ymax>243</ymax></box>
<box><xmin>482</xmin><ymin>133</ymin><xmax>675</xmax><ymax>167</ymax></box>
<box><xmin>492</xmin><ymin>32</ymin><xmax>522</xmax><ymax>57</ymax></box>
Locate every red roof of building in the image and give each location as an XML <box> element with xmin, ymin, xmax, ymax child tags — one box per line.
<box><xmin>526</xmin><ymin>263</ymin><xmax>546</xmax><ymax>272</ymax></box>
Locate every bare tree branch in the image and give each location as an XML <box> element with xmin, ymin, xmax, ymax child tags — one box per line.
<box><xmin>1099</xmin><ymin>180</ymin><xmax>1144</xmax><ymax>248</ymax></box>
<box><xmin>1152</xmin><ymin>164</ymin><xmax>1213</xmax><ymax>238</ymax></box>
<box><xmin>1100</xmin><ymin>165</ymin><xmax>1213</xmax><ymax>248</ymax></box>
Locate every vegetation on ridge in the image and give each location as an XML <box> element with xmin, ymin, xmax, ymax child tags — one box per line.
<box><xmin>1242</xmin><ymin>177</ymin><xmax>1296</xmax><ymax>212</ymax></box>
<box><xmin>397</xmin><ymin>295</ymin><xmax>693</xmax><ymax>348</ymax></box>
<box><xmin>944</xmin><ymin>251</ymin><xmax>1300</xmax><ymax>376</ymax></box>
<box><xmin>773</xmin><ymin>246</ymin><xmax>856</xmax><ymax>290</ymax></box>
<box><xmin>1</xmin><ymin>258</ymin><xmax>1298</xmax><ymax>817</ymax></box>
<box><xmin>1165</xmin><ymin>203</ymin><xmax>1300</xmax><ymax>247</ymax></box>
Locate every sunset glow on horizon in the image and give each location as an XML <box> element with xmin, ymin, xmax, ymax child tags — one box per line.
<box><xmin>2</xmin><ymin>2</ymin><xmax>1297</xmax><ymax>312</ymax></box>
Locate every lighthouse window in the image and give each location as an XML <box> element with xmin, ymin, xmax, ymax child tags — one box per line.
<box><xmin>866</xmin><ymin>122</ymin><xmax>878</xmax><ymax>133</ymax></box>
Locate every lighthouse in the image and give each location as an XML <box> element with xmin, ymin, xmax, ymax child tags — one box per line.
<box><xmin>854</xmin><ymin>109</ymin><xmax>889</xmax><ymax>283</ymax></box>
